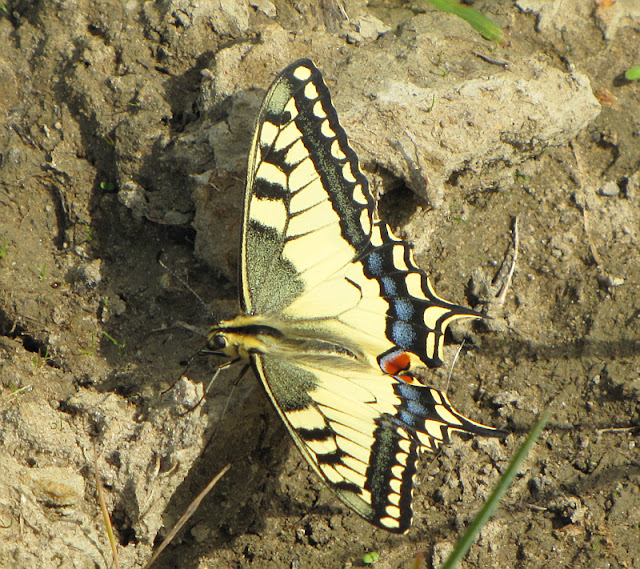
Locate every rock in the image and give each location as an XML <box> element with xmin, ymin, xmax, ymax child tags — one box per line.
<box><xmin>28</xmin><ymin>467</ymin><xmax>85</xmax><ymax>507</ymax></box>
<box><xmin>598</xmin><ymin>180</ymin><xmax>620</xmax><ymax>196</ymax></box>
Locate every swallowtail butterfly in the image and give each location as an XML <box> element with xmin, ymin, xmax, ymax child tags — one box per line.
<box><xmin>208</xmin><ymin>59</ymin><xmax>505</xmax><ymax>533</ymax></box>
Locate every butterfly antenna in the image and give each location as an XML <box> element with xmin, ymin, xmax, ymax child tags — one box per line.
<box><xmin>215</xmin><ymin>363</ymin><xmax>250</xmax><ymax>421</ymax></box>
<box><xmin>157</xmin><ymin>251</ymin><xmax>216</xmax><ymax>322</ymax></box>
<box><xmin>202</xmin><ymin>363</ymin><xmax>251</xmax><ymax>452</ymax></box>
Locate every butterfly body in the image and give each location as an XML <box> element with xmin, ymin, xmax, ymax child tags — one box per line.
<box><xmin>208</xmin><ymin>59</ymin><xmax>505</xmax><ymax>533</ymax></box>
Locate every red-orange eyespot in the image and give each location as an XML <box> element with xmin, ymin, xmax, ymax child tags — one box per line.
<box><xmin>379</xmin><ymin>350</ymin><xmax>411</xmax><ymax>375</ymax></box>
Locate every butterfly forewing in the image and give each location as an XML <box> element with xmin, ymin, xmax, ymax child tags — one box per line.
<box><xmin>241</xmin><ymin>59</ymin><xmax>374</xmax><ymax>315</ymax></box>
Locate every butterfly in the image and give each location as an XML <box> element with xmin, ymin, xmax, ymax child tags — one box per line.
<box><xmin>207</xmin><ymin>59</ymin><xmax>505</xmax><ymax>533</ymax></box>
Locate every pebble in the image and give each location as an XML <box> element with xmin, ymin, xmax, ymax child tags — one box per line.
<box><xmin>598</xmin><ymin>180</ymin><xmax>620</xmax><ymax>196</ymax></box>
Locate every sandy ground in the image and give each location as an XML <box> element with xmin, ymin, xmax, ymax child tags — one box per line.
<box><xmin>0</xmin><ymin>1</ymin><xmax>639</xmax><ymax>568</ymax></box>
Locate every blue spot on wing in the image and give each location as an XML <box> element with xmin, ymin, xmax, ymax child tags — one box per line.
<box><xmin>391</xmin><ymin>320</ymin><xmax>415</xmax><ymax>348</ymax></box>
<box><xmin>395</xmin><ymin>382</ymin><xmax>414</xmax><ymax>400</ymax></box>
<box><xmin>397</xmin><ymin>409</ymin><xmax>418</xmax><ymax>427</ymax></box>
<box><xmin>367</xmin><ymin>252</ymin><xmax>383</xmax><ymax>275</ymax></box>
<box><xmin>381</xmin><ymin>276</ymin><xmax>397</xmax><ymax>297</ymax></box>
<box><xmin>393</xmin><ymin>299</ymin><xmax>414</xmax><ymax>320</ymax></box>
<box><xmin>406</xmin><ymin>399</ymin><xmax>426</xmax><ymax>416</ymax></box>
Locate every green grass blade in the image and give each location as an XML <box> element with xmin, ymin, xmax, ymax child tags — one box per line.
<box><xmin>440</xmin><ymin>411</ymin><xmax>549</xmax><ymax>569</ymax></box>
<box><xmin>425</xmin><ymin>0</ymin><xmax>504</xmax><ymax>43</ymax></box>
<box><xmin>625</xmin><ymin>66</ymin><xmax>640</xmax><ymax>81</ymax></box>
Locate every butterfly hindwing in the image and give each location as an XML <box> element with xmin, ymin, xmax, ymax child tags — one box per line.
<box><xmin>361</xmin><ymin>222</ymin><xmax>482</xmax><ymax>370</ymax></box>
<box><xmin>253</xmin><ymin>352</ymin><xmax>500</xmax><ymax>532</ymax></box>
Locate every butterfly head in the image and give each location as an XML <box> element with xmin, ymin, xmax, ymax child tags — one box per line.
<box><xmin>207</xmin><ymin>315</ymin><xmax>284</xmax><ymax>363</ymax></box>
<box><xmin>206</xmin><ymin>325</ymin><xmax>248</xmax><ymax>362</ymax></box>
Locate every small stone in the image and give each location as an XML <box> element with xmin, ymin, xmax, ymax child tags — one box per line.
<box><xmin>29</xmin><ymin>466</ymin><xmax>85</xmax><ymax>507</ymax></box>
<box><xmin>352</xmin><ymin>15</ymin><xmax>391</xmax><ymax>40</ymax></box>
<box><xmin>172</xmin><ymin>376</ymin><xmax>204</xmax><ymax>411</ymax></box>
<box><xmin>110</xmin><ymin>295</ymin><xmax>127</xmax><ymax>316</ymax></box>
<box><xmin>606</xmin><ymin>274</ymin><xmax>625</xmax><ymax>287</ymax></box>
<box><xmin>77</xmin><ymin>259</ymin><xmax>103</xmax><ymax>287</ymax></box>
<box><xmin>432</xmin><ymin>541</ymin><xmax>455</xmax><ymax>568</ymax></box>
<box><xmin>118</xmin><ymin>181</ymin><xmax>148</xmax><ymax>219</ymax></box>
<box><xmin>492</xmin><ymin>390</ymin><xmax>522</xmax><ymax>406</ymax></box>
<box><xmin>190</xmin><ymin>523</ymin><xmax>212</xmax><ymax>543</ymax></box>
<box><xmin>625</xmin><ymin>171</ymin><xmax>639</xmax><ymax>198</ymax></box>
<box><xmin>346</xmin><ymin>30</ymin><xmax>363</xmax><ymax>45</ymax></box>
<box><xmin>249</xmin><ymin>0</ymin><xmax>276</xmax><ymax>18</ymax></box>
<box><xmin>598</xmin><ymin>180</ymin><xmax>620</xmax><ymax>196</ymax></box>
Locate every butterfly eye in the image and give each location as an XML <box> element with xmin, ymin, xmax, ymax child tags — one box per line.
<box><xmin>210</xmin><ymin>334</ymin><xmax>227</xmax><ymax>351</ymax></box>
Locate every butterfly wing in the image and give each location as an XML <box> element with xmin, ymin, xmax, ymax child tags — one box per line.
<box><xmin>241</xmin><ymin>59</ymin><xmax>479</xmax><ymax>371</ymax></box>
<box><xmin>241</xmin><ymin>59</ymin><xmax>374</xmax><ymax>316</ymax></box>
<box><xmin>253</xmin><ymin>352</ymin><xmax>503</xmax><ymax>533</ymax></box>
